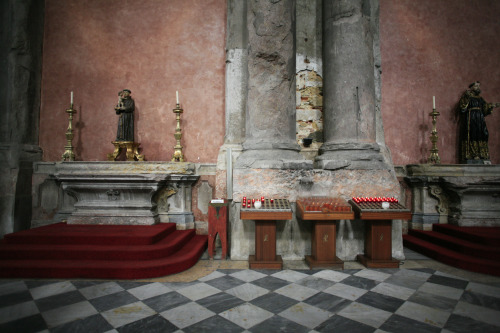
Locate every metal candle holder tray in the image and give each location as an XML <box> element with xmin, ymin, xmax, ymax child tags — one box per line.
<box><xmin>240</xmin><ymin>199</ymin><xmax>292</xmax><ymax>220</ymax></box>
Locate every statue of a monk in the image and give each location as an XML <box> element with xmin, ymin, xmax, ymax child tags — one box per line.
<box><xmin>115</xmin><ymin>89</ymin><xmax>135</xmax><ymax>141</ymax></box>
<box><xmin>458</xmin><ymin>81</ymin><xmax>499</xmax><ymax>163</ymax></box>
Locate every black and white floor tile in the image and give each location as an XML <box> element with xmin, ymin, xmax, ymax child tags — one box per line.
<box><xmin>1</xmin><ymin>263</ymin><xmax>500</xmax><ymax>333</ymax></box>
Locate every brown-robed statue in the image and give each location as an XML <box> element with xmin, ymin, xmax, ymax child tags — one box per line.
<box><xmin>115</xmin><ymin>89</ymin><xmax>135</xmax><ymax>141</ymax></box>
<box><xmin>458</xmin><ymin>81</ymin><xmax>499</xmax><ymax>163</ymax></box>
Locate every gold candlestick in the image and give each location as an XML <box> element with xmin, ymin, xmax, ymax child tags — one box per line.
<box><xmin>428</xmin><ymin>107</ymin><xmax>441</xmax><ymax>164</ymax></box>
<box><xmin>62</xmin><ymin>103</ymin><xmax>77</xmax><ymax>161</ymax></box>
<box><xmin>171</xmin><ymin>103</ymin><xmax>185</xmax><ymax>162</ymax></box>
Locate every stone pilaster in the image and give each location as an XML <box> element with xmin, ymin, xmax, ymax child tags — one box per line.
<box><xmin>224</xmin><ymin>0</ymin><xmax>248</xmax><ymax>146</ymax></box>
<box><xmin>215</xmin><ymin>0</ymin><xmax>247</xmax><ymax>199</ymax></box>
<box><xmin>0</xmin><ymin>0</ymin><xmax>44</xmax><ymax>237</ymax></box>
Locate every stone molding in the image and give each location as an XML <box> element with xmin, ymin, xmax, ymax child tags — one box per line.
<box><xmin>405</xmin><ymin>164</ymin><xmax>500</xmax><ymax>227</ymax></box>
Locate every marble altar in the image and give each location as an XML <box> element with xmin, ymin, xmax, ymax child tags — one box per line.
<box><xmin>405</xmin><ymin>164</ymin><xmax>500</xmax><ymax>228</ymax></box>
<box><xmin>32</xmin><ymin>162</ymin><xmax>199</xmax><ymax>226</ymax></box>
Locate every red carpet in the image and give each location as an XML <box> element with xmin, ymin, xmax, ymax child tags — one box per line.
<box><xmin>403</xmin><ymin>224</ymin><xmax>500</xmax><ymax>276</ymax></box>
<box><xmin>0</xmin><ymin>222</ymin><xmax>207</xmax><ymax>279</ymax></box>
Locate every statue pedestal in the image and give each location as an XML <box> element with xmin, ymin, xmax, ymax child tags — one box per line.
<box><xmin>107</xmin><ymin>141</ymin><xmax>144</xmax><ymax>161</ymax></box>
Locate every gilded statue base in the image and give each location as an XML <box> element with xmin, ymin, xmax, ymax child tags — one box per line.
<box><xmin>107</xmin><ymin>141</ymin><xmax>145</xmax><ymax>161</ymax></box>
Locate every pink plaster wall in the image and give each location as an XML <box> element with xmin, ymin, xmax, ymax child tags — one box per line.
<box><xmin>41</xmin><ymin>1</ymin><xmax>500</xmax><ymax>166</ymax></box>
<box><xmin>40</xmin><ymin>0</ymin><xmax>226</xmax><ymax>162</ymax></box>
<box><xmin>380</xmin><ymin>0</ymin><xmax>500</xmax><ymax>165</ymax></box>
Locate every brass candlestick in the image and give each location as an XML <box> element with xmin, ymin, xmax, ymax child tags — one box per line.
<box><xmin>171</xmin><ymin>103</ymin><xmax>185</xmax><ymax>162</ymax></box>
<box><xmin>428</xmin><ymin>107</ymin><xmax>441</xmax><ymax>164</ymax></box>
<box><xmin>62</xmin><ymin>103</ymin><xmax>77</xmax><ymax>161</ymax></box>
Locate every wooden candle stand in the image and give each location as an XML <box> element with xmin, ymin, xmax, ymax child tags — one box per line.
<box><xmin>350</xmin><ymin>199</ymin><xmax>411</xmax><ymax>268</ymax></box>
<box><xmin>240</xmin><ymin>199</ymin><xmax>292</xmax><ymax>269</ymax></box>
<box><xmin>297</xmin><ymin>197</ymin><xmax>354</xmax><ymax>269</ymax></box>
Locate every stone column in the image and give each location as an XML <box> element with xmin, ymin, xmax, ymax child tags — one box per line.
<box><xmin>316</xmin><ymin>0</ymin><xmax>403</xmax><ymax>260</ymax></box>
<box><xmin>317</xmin><ymin>0</ymin><xmax>387</xmax><ymax>170</ymax></box>
<box><xmin>230</xmin><ymin>0</ymin><xmax>312</xmax><ymax>261</ymax></box>
<box><xmin>236</xmin><ymin>0</ymin><xmax>306</xmax><ymax>168</ymax></box>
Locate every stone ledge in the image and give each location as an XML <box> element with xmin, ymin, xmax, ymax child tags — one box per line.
<box><xmin>406</xmin><ymin>164</ymin><xmax>500</xmax><ymax>177</ymax></box>
<box><xmin>404</xmin><ymin>164</ymin><xmax>500</xmax><ymax>227</ymax></box>
<box><xmin>54</xmin><ymin>161</ymin><xmax>196</xmax><ymax>175</ymax></box>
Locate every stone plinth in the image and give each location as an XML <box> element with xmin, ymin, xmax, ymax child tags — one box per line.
<box><xmin>35</xmin><ymin>162</ymin><xmax>198</xmax><ymax>226</ymax></box>
<box><xmin>406</xmin><ymin>164</ymin><xmax>500</xmax><ymax>227</ymax></box>
<box><xmin>233</xmin><ymin>168</ymin><xmax>400</xmax><ymax>202</ymax></box>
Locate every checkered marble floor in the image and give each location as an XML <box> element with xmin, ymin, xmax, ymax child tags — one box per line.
<box><xmin>1</xmin><ymin>267</ymin><xmax>500</xmax><ymax>333</ymax></box>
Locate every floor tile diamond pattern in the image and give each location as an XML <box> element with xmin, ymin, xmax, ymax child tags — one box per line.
<box><xmin>1</xmin><ymin>266</ymin><xmax>500</xmax><ymax>332</ymax></box>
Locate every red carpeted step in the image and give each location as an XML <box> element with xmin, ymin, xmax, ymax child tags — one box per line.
<box><xmin>0</xmin><ymin>235</ymin><xmax>208</xmax><ymax>279</ymax></box>
<box><xmin>0</xmin><ymin>229</ymin><xmax>196</xmax><ymax>261</ymax></box>
<box><xmin>2</xmin><ymin>222</ymin><xmax>176</xmax><ymax>246</ymax></box>
<box><xmin>403</xmin><ymin>234</ymin><xmax>500</xmax><ymax>276</ymax></box>
<box><xmin>408</xmin><ymin>229</ymin><xmax>500</xmax><ymax>261</ymax></box>
<box><xmin>432</xmin><ymin>224</ymin><xmax>500</xmax><ymax>247</ymax></box>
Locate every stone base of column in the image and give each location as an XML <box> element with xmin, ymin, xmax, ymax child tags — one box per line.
<box><xmin>316</xmin><ymin>142</ymin><xmax>391</xmax><ymax>170</ymax></box>
<box><xmin>235</xmin><ymin>149</ymin><xmax>313</xmax><ymax>170</ymax></box>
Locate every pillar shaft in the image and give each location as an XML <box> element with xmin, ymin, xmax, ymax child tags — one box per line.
<box><xmin>323</xmin><ymin>0</ymin><xmax>376</xmax><ymax>144</ymax></box>
<box><xmin>243</xmin><ymin>0</ymin><xmax>298</xmax><ymax>152</ymax></box>
<box><xmin>318</xmin><ymin>0</ymin><xmax>386</xmax><ymax>169</ymax></box>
